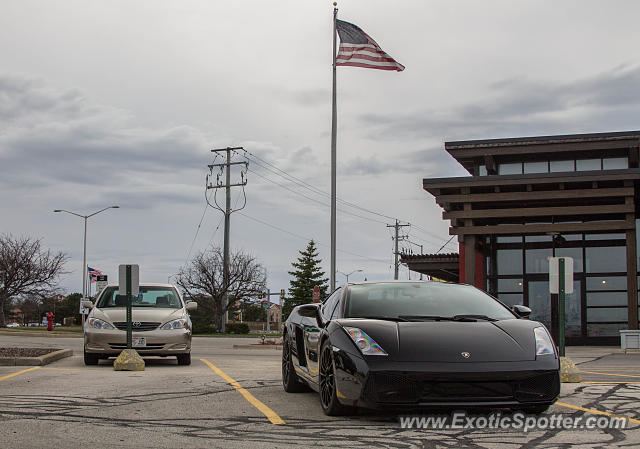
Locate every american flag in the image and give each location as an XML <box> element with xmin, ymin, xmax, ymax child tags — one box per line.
<box><xmin>87</xmin><ymin>266</ymin><xmax>102</xmax><ymax>283</ymax></box>
<box><xmin>335</xmin><ymin>19</ymin><xmax>404</xmax><ymax>72</ymax></box>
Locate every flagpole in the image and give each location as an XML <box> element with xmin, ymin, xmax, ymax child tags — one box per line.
<box><xmin>330</xmin><ymin>3</ymin><xmax>338</xmax><ymax>293</ymax></box>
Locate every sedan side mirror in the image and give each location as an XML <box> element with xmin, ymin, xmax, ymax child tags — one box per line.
<box><xmin>298</xmin><ymin>303</ymin><xmax>324</xmax><ymax>327</ymax></box>
<box><xmin>512</xmin><ymin>304</ymin><xmax>531</xmax><ymax>318</ymax></box>
<box><xmin>186</xmin><ymin>301</ymin><xmax>197</xmax><ymax>312</ymax></box>
<box><xmin>82</xmin><ymin>300</ymin><xmax>94</xmax><ymax>309</ymax></box>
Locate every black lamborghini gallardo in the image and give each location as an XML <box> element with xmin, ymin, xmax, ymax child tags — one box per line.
<box><xmin>282</xmin><ymin>281</ymin><xmax>560</xmax><ymax>415</ymax></box>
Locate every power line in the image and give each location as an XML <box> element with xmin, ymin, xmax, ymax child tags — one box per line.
<box><xmin>237</xmin><ymin>211</ymin><xmax>388</xmax><ymax>264</ymax></box>
<box><xmin>246</xmin><ymin>167</ymin><xmax>388</xmax><ymax>226</ymax></box>
<box><xmin>237</xmin><ymin>148</ymin><xmax>455</xmax><ymax>254</ymax></box>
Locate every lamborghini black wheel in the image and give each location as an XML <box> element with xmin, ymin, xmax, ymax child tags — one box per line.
<box><xmin>282</xmin><ymin>336</ymin><xmax>308</xmax><ymax>392</ymax></box>
<box><xmin>318</xmin><ymin>339</ymin><xmax>355</xmax><ymax>416</ymax></box>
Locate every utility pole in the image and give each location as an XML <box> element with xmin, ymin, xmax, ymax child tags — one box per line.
<box><xmin>387</xmin><ymin>220</ymin><xmax>410</xmax><ymax>280</ymax></box>
<box><xmin>208</xmin><ymin>147</ymin><xmax>248</xmax><ymax>333</ymax></box>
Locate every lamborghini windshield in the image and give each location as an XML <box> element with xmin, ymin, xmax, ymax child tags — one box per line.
<box><xmin>96</xmin><ymin>286</ymin><xmax>183</xmax><ymax>309</ymax></box>
<box><xmin>346</xmin><ymin>282</ymin><xmax>515</xmax><ymax>321</ymax></box>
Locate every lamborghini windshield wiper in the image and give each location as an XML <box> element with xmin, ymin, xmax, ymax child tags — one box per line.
<box><xmin>452</xmin><ymin>314</ymin><xmax>497</xmax><ymax>322</ymax></box>
<box><xmin>398</xmin><ymin>314</ymin><xmax>497</xmax><ymax>322</ymax></box>
<box><xmin>398</xmin><ymin>315</ymin><xmax>457</xmax><ymax>322</ymax></box>
<box><xmin>359</xmin><ymin>316</ymin><xmax>410</xmax><ymax>322</ymax></box>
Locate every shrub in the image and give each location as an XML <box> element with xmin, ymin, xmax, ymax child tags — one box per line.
<box><xmin>226</xmin><ymin>323</ymin><xmax>250</xmax><ymax>334</ymax></box>
<box><xmin>192</xmin><ymin>323</ymin><xmax>217</xmax><ymax>334</ymax></box>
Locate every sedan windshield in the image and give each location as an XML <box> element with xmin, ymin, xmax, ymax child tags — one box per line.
<box><xmin>346</xmin><ymin>282</ymin><xmax>515</xmax><ymax>321</ymax></box>
<box><xmin>96</xmin><ymin>286</ymin><xmax>182</xmax><ymax>309</ymax></box>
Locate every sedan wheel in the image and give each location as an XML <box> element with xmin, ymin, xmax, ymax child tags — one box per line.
<box><xmin>84</xmin><ymin>350</ymin><xmax>99</xmax><ymax>366</ymax></box>
<box><xmin>282</xmin><ymin>337</ymin><xmax>308</xmax><ymax>392</ymax></box>
<box><xmin>319</xmin><ymin>340</ymin><xmax>354</xmax><ymax>416</ymax></box>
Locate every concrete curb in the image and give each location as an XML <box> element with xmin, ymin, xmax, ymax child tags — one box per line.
<box><xmin>0</xmin><ymin>349</ymin><xmax>73</xmax><ymax>366</ymax></box>
<box><xmin>0</xmin><ymin>330</ymin><xmax>82</xmax><ymax>338</ymax></box>
<box><xmin>232</xmin><ymin>344</ymin><xmax>283</xmax><ymax>350</ymax></box>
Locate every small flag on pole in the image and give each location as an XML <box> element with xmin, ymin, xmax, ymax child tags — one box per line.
<box><xmin>87</xmin><ymin>266</ymin><xmax>102</xmax><ymax>283</ymax></box>
<box><xmin>335</xmin><ymin>19</ymin><xmax>405</xmax><ymax>71</ymax></box>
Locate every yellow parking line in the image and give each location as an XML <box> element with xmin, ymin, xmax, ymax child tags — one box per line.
<box><xmin>200</xmin><ymin>358</ymin><xmax>285</xmax><ymax>425</ymax></box>
<box><xmin>556</xmin><ymin>402</ymin><xmax>640</xmax><ymax>425</ymax></box>
<box><xmin>580</xmin><ymin>370</ymin><xmax>640</xmax><ymax>379</ymax></box>
<box><xmin>581</xmin><ymin>381</ymin><xmax>640</xmax><ymax>384</ymax></box>
<box><xmin>0</xmin><ymin>366</ymin><xmax>40</xmax><ymax>382</ymax></box>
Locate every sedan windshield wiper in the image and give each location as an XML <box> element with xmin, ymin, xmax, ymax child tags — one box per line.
<box><xmin>359</xmin><ymin>316</ymin><xmax>410</xmax><ymax>322</ymax></box>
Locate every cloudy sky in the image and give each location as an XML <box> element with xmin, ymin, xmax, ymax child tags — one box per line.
<box><xmin>2</xmin><ymin>0</ymin><xmax>640</xmax><ymax>299</ymax></box>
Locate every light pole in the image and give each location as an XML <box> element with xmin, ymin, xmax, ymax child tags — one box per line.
<box><xmin>337</xmin><ymin>269</ymin><xmax>363</xmax><ymax>284</ymax></box>
<box><xmin>54</xmin><ymin>206</ymin><xmax>119</xmax><ymax>325</ymax></box>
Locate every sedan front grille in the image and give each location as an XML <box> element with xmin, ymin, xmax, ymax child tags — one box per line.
<box><xmin>112</xmin><ymin>322</ymin><xmax>160</xmax><ymax>331</ymax></box>
<box><xmin>109</xmin><ymin>343</ymin><xmax>166</xmax><ymax>350</ymax></box>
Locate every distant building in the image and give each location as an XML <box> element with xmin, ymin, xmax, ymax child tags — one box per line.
<box><xmin>405</xmin><ymin>131</ymin><xmax>640</xmax><ymax>345</ymax></box>
<box><xmin>8</xmin><ymin>307</ymin><xmax>24</xmax><ymax>325</ymax></box>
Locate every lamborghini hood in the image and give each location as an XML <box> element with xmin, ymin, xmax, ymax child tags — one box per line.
<box><xmin>338</xmin><ymin>318</ymin><xmax>538</xmax><ymax>362</ymax></box>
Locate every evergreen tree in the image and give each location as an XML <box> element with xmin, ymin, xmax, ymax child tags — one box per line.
<box><xmin>284</xmin><ymin>240</ymin><xmax>329</xmax><ymax>319</ymax></box>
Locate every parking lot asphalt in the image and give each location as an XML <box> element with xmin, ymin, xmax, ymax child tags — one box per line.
<box><xmin>0</xmin><ymin>334</ymin><xmax>639</xmax><ymax>448</ymax></box>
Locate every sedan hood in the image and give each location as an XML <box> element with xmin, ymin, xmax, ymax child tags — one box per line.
<box><xmin>338</xmin><ymin>318</ymin><xmax>538</xmax><ymax>362</ymax></box>
<box><xmin>93</xmin><ymin>308</ymin><xmax>184</xmax><ymax>325</ymax></box>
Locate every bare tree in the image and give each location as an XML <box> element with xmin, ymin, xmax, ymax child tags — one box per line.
<box><xmin>177</xmin><ymin>246</ymin><xmax>266</xmax><ymax>330</ymax></box>
<box><xmin>0</xmin><ymin>235</ymin><xmax>68</xmax><ymax>327</ymax></box>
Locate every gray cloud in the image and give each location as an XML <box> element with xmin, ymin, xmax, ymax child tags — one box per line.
<box><xmin>359</xmin><ymin>64</ymin><xmax>640</xmax><ymax>142</ymax></box>
<box><xmin>0</xmin><ymin>73</ymin><xmax>210</xmax><ymax>191</ymax></box>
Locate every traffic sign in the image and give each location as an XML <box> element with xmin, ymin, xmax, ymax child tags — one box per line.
<box><xmin>312</xmin><ymin>285</ymin><xmax>321</xmax><ymax>303</ymax></box>
<box><xmin>549</xmin><ymin>257</ymin><xmax>574</xmax><ymax>294</ymax></box>
<box><xmin>96</xmin><ymin>275</ymin><xmax>108</xmax><ymax>295</ymax></box>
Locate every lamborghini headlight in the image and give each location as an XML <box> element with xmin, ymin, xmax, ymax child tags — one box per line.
<box><xmin>160</xmin><ymin>319</ymin><xmax>188</xmax><ymax>330</ymax></box>
<box><xmin>343</xmin><ymin>326</ymin><xmax>387</xmax><ymax>356</ymax></box>
<box><xmin>534</xmin><ymin>326</ymin><xmax>555</xmax><ymax>356</ymax></box>
<box><xmin>86</xmin><ymin>318</ymin><xmax>114</xmax><ymax>330</ymax></box>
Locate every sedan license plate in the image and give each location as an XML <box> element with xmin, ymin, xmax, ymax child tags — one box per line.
<box><xmin>132</xmin><ymin>337</ymin><xmax>146</xmax><ymax>348</ymax></box>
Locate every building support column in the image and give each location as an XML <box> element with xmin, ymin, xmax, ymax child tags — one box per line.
<box><xmin>626</xmin><ymin>224</ymin><xmax>638</xmax><ymax>330</ymax></box>
<box><xmin>464</xmin><ymin>234</ymin><xmax>476</xmax><ymax>287</ymax></box>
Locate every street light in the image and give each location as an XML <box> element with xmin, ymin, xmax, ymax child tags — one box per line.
<box><xmin>337</xmin><ymin>269</ymin><xmax>363</xmax><ymax>284</ymax></box>
<box><xmin>54</xmin><ymin>206</ymin><xmax>119</xmax><ymax>324</ymax></box>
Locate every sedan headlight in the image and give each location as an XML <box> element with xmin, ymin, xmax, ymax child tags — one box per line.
<box><xmin>343</xmin><ymin>326</ymin><xmax>387</xmax><ymax>356</ymax></box>
<box><xmin>87</xmin><ymin>318</ymin><xmax>114</xmax><ymax>330</ymax></box>
<box><xmin>534</xmin><ymin>326</ymin><xmax>556</xmax><ymax>356</ymax></box>
<box><xmin>160</xmin><ymin>319</ymin><xmax>188</xmax><ymax>330</ymax></box>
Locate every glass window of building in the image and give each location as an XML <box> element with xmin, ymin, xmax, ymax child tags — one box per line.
<box><xmin>585</xmin><ymin>246</ymin><xmax>626</xmax><ymax>273</ymax></box>
<box><xmin>497</xmin><ymin>236</ymin><xmax>522</xmax><ymax>243</ymax></box>
<box><xmin>498</xmin><ymin>278</ymin><xmax>523</xmax><ymax>292</ymax></box>
<box><xmin>576</xmin><ymin>158</ymin><xmax>602</xmax><ymax>171</ymax></box>
<box><xmin>497</xmin><ymin>293</ymin><xmax>523</xmax><ymax>307</ymax></box>
<box><xmin>528</xmin><ymin>281</ymin><xmax>551</xmax><ymax>330</ymax></box>
<box><xmin>525</xmin><ymin>248</ymin><xmax>553</xmax><ymax>273</ymax></box>
<box><xmin>585</xmin><ymin>233</ymin><xmax>625</xmax><ymax>241</ymax></box>
<box><xmin>588</xmin><ymin>307</ymin><xmax>628</xmax><ymax>322</ymax></box>
<box><xmin>523</xmin><ymin>161</ymin><xmax>548</xmax><ymax>174</ymax></box>
<box><xmin>555</xmin><ymin>247</ymin><xmax>583</xmax><ymax>272</ymax></box>
<box><xmin>587</xmin><ymin>276</ymin><xmax>627</xmax><ymax>291</ymax></box>
<box><xmin>497</xmin><ymin>249</ymin><xmax>523</xmax><ymax>275</ymax></box>
<box><xmin>525</xmin><ymin>235</ymin><xmax>552</xmax><ymax>242</ymax></box>
<box><xmin>602</xmin><ymin>157</ymin><xmax>628</xmax><ymax>170</ymax></box>
<box><xmin>550</xmin><ymin>160</ymin><xmax>575</xmax><ymax>172</ymax></box>
<box><xmin>588</xmin><ymin>323</ymin><xmax>627</xmax><ymax>337</ymax></box>
<box><xmin>499</xmin><ymin>162</ymin><xmax>523</xmax><ymax>175</ymax></box>
<box><xmin>587</xmin><ymin>292</ymin><xmax>627</xmax><ymax>307</ymax></box>
<box><xmin>565</xmin><ymin>281</ymin><xmax>581</xmax><ymax>338</ymax></box>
